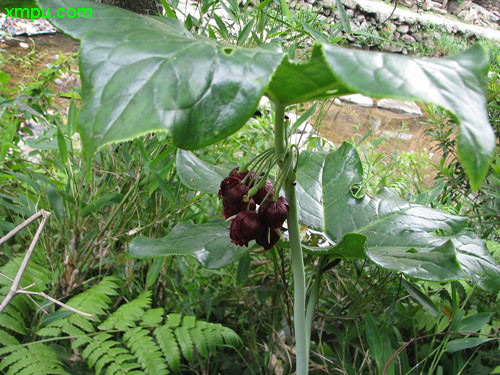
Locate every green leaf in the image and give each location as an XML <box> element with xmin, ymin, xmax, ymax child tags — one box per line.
<box><xmin>336</xmin><ymin>0</ymin><xmax>352</xmax><ymax>33</ymax></box>
<box><xmin>317</xmin><ymin>44</ymin><xmax>494</xmax><ymax>190</ymax></box>
<box><xmin>295</xmin><ymin>142</ymin><xmax>500</xmax><ymax>288</ymax></box>
<box><xmin>80</xmin><ymin>193</ymin><xmax>124</xmax><ymax>217</ymax></box>
<box><xmin>237</xmin><ymin>19</ymin><xmax>254</xmax><ymax>46</ymax></box>
<box><xmin>401</xmin><ymin>279</ymin><xmax>440</xmax><ymax>317</ymax></box>
<box><xmin>236</xmin><ymin>252</ymin><xmax>251</xmax><ymax>284</ymax></box>
<box><xmin>455</xmin><ymin>312</ymin><xmax>492</xmax><ymax>333</ymax></box>
<box><xmin>176</xmin><ymin>149</ymin><xmax>230</xmax><ymax>194</ymax></box>
<box><xmin>38</xmin><ymin>0</ymin><xmax>282</xmax><ymax>162</ymax></box>
<box><xmin>365</xmin><ymin>313</ymin><xmax>383</xmax><ymax>369</ymax></box>
<box><xmin>146</xmin><ymin>258</ymin><xmax>164</xmax><ymax>289</ymax></box>
<box><xmin>446</xmin><ymin>337</ymin><xmax>494</xmax><ymax>353</ymax></box>
<box><xmin>47</xmin><ymin>185</ymin><xmax>65</xmax><ymax>220</ymax></box>
<box><xmin>128</xmin><ymin>219</ymin><xmax>251</xmax><ymax>268</ymax></box>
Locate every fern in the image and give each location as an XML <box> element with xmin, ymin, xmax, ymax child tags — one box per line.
<box><xmin>39</xmin><ymin>279</ymin><xmax>241</xmax><ymax>374</ymax></box>
<box><xmin>0</xmin><ymin>257</ymin><xmax>68</xmax><ymax>375</ymax></box>
<box><xmin>1</xmin><ymin>277</ymin><xmax>241</xmax><ymax>375</ymax></box>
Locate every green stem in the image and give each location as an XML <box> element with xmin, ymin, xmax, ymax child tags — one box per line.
<box><xmin>305</xmin><ymin>257</ymin><xmax>329</xmax><ymax>362</ymax></box>
<box><xmin>274</xmin><ymin>102</ymin><xmax>308</xmax><ymax>375</ymax></box>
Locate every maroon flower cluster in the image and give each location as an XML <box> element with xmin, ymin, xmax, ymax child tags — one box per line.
<box><xmin>219</xmin><ymin>168</ymin><xmax>289</xmax><ymax>250</ymax></box>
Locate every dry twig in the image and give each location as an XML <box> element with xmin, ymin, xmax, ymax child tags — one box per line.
<box><xmin>0</xmin><ymin>210</ymin><xmax>93</xmax><ymax>318</ymax></box>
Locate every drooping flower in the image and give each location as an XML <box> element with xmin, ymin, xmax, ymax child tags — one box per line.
<box><xmin>230</xmin><ymin>210</ymin><xmax>265</xmax><ymax>246</ymax></box>
<box><xmin>258</xmin><ymin>197</ymin><xmax>289</xmax><ymax>228</ymax></box>
<box><xmin>218</xmin><ymin>176</ymin><xmax>241</xmax><ymax>199</ymax></box>
<box><xmin>253</xmin><ymin>179</ymin><xmax>274</xmax><ymax>204</ymax></box>
<box><xmin>256</xmin><ymin>226</ymin><xmax>280</xmax><ymax>250</ymax></box>
<box><xmin>223</xmin><ymin>197</ymin><xmax>256</xmax><ymax>219</ymax></box>
<box><xmin>229</xmin><ymin>167</ymin><xmax>249</xmax><ymax>180</ymax></box>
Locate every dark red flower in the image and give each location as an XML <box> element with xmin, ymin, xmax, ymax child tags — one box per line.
<box><xmin>218</xmin><ymin>176</ymin><xmax>241</xmax><ymax>199</ymax></box>
<box><xmin>223</xmin><ymin>197</ymin><xmax>256</xmax><ymax>219</ymax></box>
<box><xmin>254</xmin><ymin>179</ymin><xmax>274</xmax><ymax>204</ymax></box>
<box><xmin>225</xmin><ymin>183</ymin><xmax>249</xmax><ymax>204</ymax></box>
<box><xmin>229</xmin><ymin>167</ymin><xmax>248</xmax><ymax>180</ymax></box>
<box><xmin>230</xmin><ymin>210</ymin><xmax>265</xmax><ymax>246</ymax></box>
<box><xmin>258</xmin><ymin>197</ymin><xmax>289</xmax><ymax>228</ymax></box>
<box><xmin>256</xmin><ymin>227</ymin><xmax>280</xmax><ymax>250</ymax></box>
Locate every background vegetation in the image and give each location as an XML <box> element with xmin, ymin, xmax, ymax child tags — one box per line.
<box><xmin>0</xmin><ymin>1</ymin><xmax>499</xmax><ymax>374</ymax></box>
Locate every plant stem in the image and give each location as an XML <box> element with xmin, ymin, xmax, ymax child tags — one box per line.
<box><xmin>274</xmin><ymin>102</ymin><xmax>308</xmax><ymax>375</ymax></box>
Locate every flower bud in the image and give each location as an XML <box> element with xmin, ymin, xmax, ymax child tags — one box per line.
<box><xmin>258</xmin><ymin>197</ymin><xmax>289</xmax><ymax>228</ymax></box>
<box><xmin>230</xmin><ymin>210</ymin><xmax>265</xmax><ymax>247</ymax></box>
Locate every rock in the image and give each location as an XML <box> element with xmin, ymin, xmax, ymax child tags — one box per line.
<box><xmin>414</xmin><ymin>32</ymin><xmax>423</xmax><ymax>42</ymax></box>
<box><xmin>402</xmin><ymin>48</ymin><xmax>409</xmax><ymax>54</ymax></box>
<box><xmin>399</xmin><ymin>0</ymin><xmax>418</xmax><ymax>7</ymax></box>
<box><xmin>377</xmin><ymin>99</ymin><xmax>423</xmax><ymax>116</ymax></box>
<box><xmin>341</xmin><ymin>0</ymin><xmax>357</xmax><ymax>9</ymax></box>
<box><xmin>401</xmin><ymin>34</ymin><xmax>417</xmax><ymax>43</ymax></box>
<box><xmin>54</xmin><ymin>78</ymin><xmax>63</xmax><ymax>86</ymax></box>
<box><xmin>339</xmin><ymin>94</ymin><xmax>374</xmax><ymax>107</ymax></box>
<box><xmin>397</xmin><ymin>24</ymin><xmax>410</xmax><ymax>33</ymax></box>
<box><xmin>422</xmin><ymin>0</ymin><xmax>433</xmax><ymax>10</ymax></box>
<box><xmin>301</xmin><ymin>3</ymin><xmax>313</xmax><ymax>11</ymax></box>
<box><xmin>346</xmin><ymin>9</ymin><xmax>355</xmax><ymax>17</ymax></box>
<box><xmin>393</xmin><ymin>31</ymin><xmax>401</xmax><ymax>40</ymax></box>
<box><xmin>382</xmin><ymin>21</ymin><xmax>396</xmax><ymax>36</ymax></box>
<box><xmin>382</xmin><ymin>130</ymin><xmax>414</xmax><ymax>140</ymax></box>
<box><xmin>19</xmin><ymin>42</ymin><xmax>29</xmax><ymax>49</ymax></box>
<box><xmin>389</xmin><ymin>44</ymin><xmax>404</xmax><ymax>53</ymax></box>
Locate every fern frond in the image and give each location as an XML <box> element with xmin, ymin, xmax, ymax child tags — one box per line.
<box><xmin>0</xmin><ymin>329</ymin><xmax>20</xmax><ymax>347</ymax></box>
<box><xmin>140</xmin><ymin>308</ymin><xmax>164</xmax><ymax>327</ymax></box>
<box><xmin>154</xmin><ymin>326</ymin><xmax>180</xmax><ymax>371</ymax></box>
<box><xmin>40</xmin><ymin>276</ymin><xmax>120</xmax><ymax>337</ymax></box>
<box><xmin>0</xmin><ymin>311</ymin><xmax>26</xmax><ymax>334</ymax></box>
<box><xmin>0</xmin><ymin>256</ymin><xmax>50</xmax><ymax>292</ymax></box>
<box><xmin>189</xmin><ymin>326</ymin><xmax>208</xmax><ymax>358</ymax></box>
<box><xmin>124</xmin><ymin>327</ymin><xmax>169</xmax><ymax>375</ymax></box>
<box><xmin>99</xmin><ymin>292</ymin><xmax>152</xmax><ymax>330</ymax></box>
<box><xmin>64</xmin><ymin>276</ymin><xmax>120</xmax><ymax>316</ymax></box>
<box><xmin>175</xmin><ymin>326</ymin><xmax>194</xmax><ymax>362</ymax></box>
<box><xmin>0</xmin><ymin>343</ymin><xmax>69</xmax><ymax>375</ymax></box>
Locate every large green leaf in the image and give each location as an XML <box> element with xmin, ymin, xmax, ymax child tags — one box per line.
<box><xmin>38</xmin><ymin>0</ymin><xmax>495</xmax><ymax>189</ymax></box>
<box><xmin>128</xmin><ymin>219</ymin><xmax>250</xmax><ymax>268</ymax></box>
<box><xmin>176</xmin><ymin>149</ymin><xmax>229</xmax><ymax>194</ymax></box>
<box><xmin>295</xmin><ymin>142</ymin><xmax>500</xmax><ymax>289</ymax></box>
<box><xmin>37</xmin><ymin>0</ymin><xmax>283</xmax><ymax>161</ymax></box>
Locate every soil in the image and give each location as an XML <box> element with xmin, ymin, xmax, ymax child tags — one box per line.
<box><xmin>316</xmin><ymin>101</ymin><xmax>441</xmax><ymax>185</ymax></box>
<box><xmin>1</xmin><ymin>33</ymin><xmax>79</xmax><ymax>103</ymax></box>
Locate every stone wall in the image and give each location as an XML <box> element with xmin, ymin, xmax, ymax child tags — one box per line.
<box><xmin>289</xmin><ymin>0</ymin><xmax>500</xmax><ymax>55</ymax></box>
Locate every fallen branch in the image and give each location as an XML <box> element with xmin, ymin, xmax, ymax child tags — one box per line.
<box><xmin>0</xmin><ymin>210</ymin><xmax>94</xmax><ymax>318</ymax></box>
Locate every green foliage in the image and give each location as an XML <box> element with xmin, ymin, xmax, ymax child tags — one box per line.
<box><xmin>39</xmin><ymin>0</ymin><xmax>495</xmax><ymax>190</ymax></box>
<box><xmin>0</xmin><ymin>258</ymin><xmax>68</xmax><ymax>375</ymax></box>
<box><xmin>34</xmin><ymin>278</ymin><xmax>241</xmax><ymax>375</ymax></box>
<box><xmin>424</xmin><ymin>45</ymin><xmax>500</xmax><ymax>241</ymax></box>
